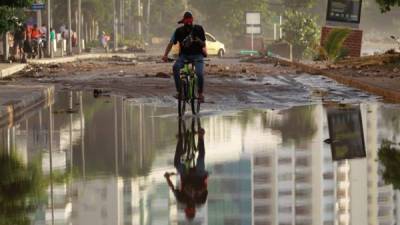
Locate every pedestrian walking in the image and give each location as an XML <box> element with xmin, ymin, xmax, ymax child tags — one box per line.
<box><xmin>13</xmin><ymin>24</ymin><xmax>25</xmax><ymax>61</ymax></box>
<box><xmin>50</xmin><ymin>28</ymin><xmax>56</xmax><ymax>54</ymax></box>
<box><xmin>100</xmin><ymin>31</ymin><xmax>110</xmax><ymax>53</ymax></box>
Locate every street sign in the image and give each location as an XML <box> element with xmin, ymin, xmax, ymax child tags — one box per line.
<box><xmin>246</xmin><ymin>26</ymin><xmax>261</xmax><ymax>35</ymax></box>
<box><xmin>246</xmin><ymin>12</ymin><xmax>261</xmax><ymax>25</ymax></box>
<box><xmin>327</xmin><ymin>106</ymin><xmax>366</xmax><ymax>161</ymax></box>
<box><xmin>245</xmin><ymin>12</ymin><xmax>261</xmax><ymax>52</ymax></box>
<box><xmin>31</xmin><ymin>3</ymin><xmax>45</xmax><ymax>10</ymax></box>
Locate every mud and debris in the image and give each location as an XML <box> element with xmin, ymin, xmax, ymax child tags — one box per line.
<box><xmin>320</xmin><ymin>53</ymin><xmax>400</xmax><ymax>92</ymax></box>
<box><xmin>8</xmin><ymin>56</ymin><xmax>377</xmax><ymax>110</ymax></box>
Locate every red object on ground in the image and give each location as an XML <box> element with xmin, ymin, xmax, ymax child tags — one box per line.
<box><xmin>321</xmin><ymin>26</ymin><xmax>363</xmax><ymax>57</ymax></box>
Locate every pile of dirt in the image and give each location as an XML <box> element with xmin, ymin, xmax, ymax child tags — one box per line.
<box><xmin>322</xmin><ymin>53</ymin><xmax>400</xmax><ymax>92</ymax></box>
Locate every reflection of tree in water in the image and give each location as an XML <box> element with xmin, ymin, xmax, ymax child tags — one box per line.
<box><xmin>380</xmin><ymin>107</ymin><xmax>400</xmax><ymax>141</ymax></box>
<box><xmin>75</xmin><ymin>101</ymin><xmax>178</xmax><ymax>178</ymax></box>
<box><xmin>378</xmin><ymin>140</ymin><xmax>400</xmax><ymax>190</ymax></box>
<box><xmin>0</xmin><ymin>152</ymin><xmax>46</xmax><ymax>225</ymax></box>
<box><xmin>266</xmin><ymin>106</ymin><xmax>317</xmax><ymax>145</ymax></box>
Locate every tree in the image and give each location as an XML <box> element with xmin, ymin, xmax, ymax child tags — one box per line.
<box><xmin>376</xmin><ymin>0</ymin><xmax>400</xmax><ymax>12</ymax></box>
<box><xmin>319</xmin><ymin>28</ymin><xmax>351</xmax><ymax>62</ymax></box>
<box><xmin>0</xmin><ymin>0</ymin><xmax>32</xmax><ymax>34</ymax></box>
<box><xmin>0</xmin><ymin>153</ymin><xmax>46</xmax><ymax>225</ymax></box>
<box><xmin>189</xmin><ymin>0</ymin><xmax>271</xmax><ymax>44</ymax></box>
<box><xmin>281</xmin><ymin>10</ymin><xmax>320</xmax><ymax>59</ymax></box>
<box><xmin>378</xmin><ymin>140</ymin><xmax>400</xmax><ymax>190</ymax></box>
<box><xmin>149</xmin><ymin>0</ymin><xmax>186</xmax><ymax>37</ymax></box>
<box><xmin>281</xmin><ymin>0</ymin><xmax>315</xmax><ymax>9</ymax></box>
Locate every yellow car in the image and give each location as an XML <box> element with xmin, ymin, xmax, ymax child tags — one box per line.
<box><xmin>172</xmin><ymin>32</ymin><xmax>226</xmax><ymax>57</ymax></box>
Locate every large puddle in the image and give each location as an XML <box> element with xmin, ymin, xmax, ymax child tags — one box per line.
<box><xmin>1</xmin><ymin>92</ymin><xmax>400</xmax><ymax>225</ymax></box>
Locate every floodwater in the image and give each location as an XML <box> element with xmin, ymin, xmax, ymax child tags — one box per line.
<box><xmin>0</xmin><ymin>91</ymin><xmax>400</xmax><ymax>225</ymax></box>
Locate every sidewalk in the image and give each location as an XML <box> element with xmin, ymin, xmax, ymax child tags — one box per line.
<box><xmin>0</xmin><ymin>84</ymin><xmax>54</xmax><ymax>128</ymax></box>
<box><xmin>0</xmin><ymin>52</ymin><xmax>136</xmax><ymax>78</ymax></box>
<box><xmin>270</xmin><ymin>56</ymin><xmax>400</xmax><ymax>102</ymax></box>
<box><xmin>0</xmin><ymin>63</ymin><xmax>27</xmax><ymax>78</ymax></box>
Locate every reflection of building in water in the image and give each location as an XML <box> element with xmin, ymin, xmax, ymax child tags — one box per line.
<box><xmin>249</xmin><ymin>105</ymin><xmax>337</xmax><ymax>225</ymax></box>
<box><xmin>334</xmin><ymin>103</ymin><xmax>400</xmax><ymax>225</ymax></box>
<box><xmin>2</xmin><ymin>91</ymin><xmax>400</xmax><ymax>225</ymax></box>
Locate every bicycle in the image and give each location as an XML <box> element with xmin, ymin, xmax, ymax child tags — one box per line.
<box><xmin>179</xmin><ymin>118</ymin><xmax>202</xmax><ymax>168</ymax></box>
<box><xmin>178</xmin><ymin>59</ymin><xmax>202</xmax><ymax>117</ymax></box>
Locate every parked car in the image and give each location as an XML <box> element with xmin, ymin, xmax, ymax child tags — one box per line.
<box><xmin>172</xmin><ymin>32</ymin><xmax>226</xmax><ymax>57</ymax></box>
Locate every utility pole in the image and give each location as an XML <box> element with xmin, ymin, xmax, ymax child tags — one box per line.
<box><xmin>113</xmin><ymin>0</ymin><xmax>118</xmax><ymax>51</ymax></box>
<box><xmin>46</xmin><ymin>0</ymin><xmax>52</xmax><ymax>57</ymax></box>
<box><xmin>2</xmin><ymin>33</ymin><xmax>9</xmax><ymax>61</ymax></box>
<box><xmin>120</xmin><ymin>0</ymin><xmax>124</xmax><ymax>41</ymax></box>
<box><xmin>77</xmin><ymin>0</ymin><xmax>82</xmax><ymax>53</ymax></box>
<box><xmin>67</xmin><ymin>0</ymin><xmax>72</xmax><ymax>55</ymax></box>
<box><xmin>146</xmin><ymin>0</ymin><xmax>151</xmax><ymax>41</ymax></box>
<box><xmin>36</xmin><ymin>1</ymin><xmax>42</xmax><ymax>27</ymax></box>
<box><xmin>138</xmin><ymin>0</ymin><xmax>142</xmax><ymax>36</ymax></box>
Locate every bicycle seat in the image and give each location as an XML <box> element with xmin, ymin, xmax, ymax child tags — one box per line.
<box><xmin>183</xmin><ymin>59</ymin><xmax>195</xmax><ymax>64</ymax></box>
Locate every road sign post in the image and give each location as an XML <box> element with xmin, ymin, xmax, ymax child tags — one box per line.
<box><xmin>245</xmin><ymin>12</ymin><xmax>261</xmax><ymax>53</ymax></box>
<box><xmin>31</xmin><ymin>3</ymin><xmax>45</xmax><ymax>10</ymax></box>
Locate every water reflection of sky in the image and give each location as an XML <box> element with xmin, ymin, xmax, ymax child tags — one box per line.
<box><xmin>0</xmin><ymin>92</ymin><xmax>400</xmax><ymax>225</ymax></box>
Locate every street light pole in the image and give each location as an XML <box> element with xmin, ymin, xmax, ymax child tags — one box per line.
<box><xmin>113</xmin><ymin>0</ymin><xmax>118</xmax><ymax>51</ymax></box>
<box><xmin>77</xmin><ymin>0</ymin><xmax>82</xmax><ymax>53</ymax></box>
<box><xmin>138</xmin><ymin>0</ymin><xmax>142</xmax><ymax>36</ymax></box>
<box><xmin>67</xmin><ymin>0</ymin><xmax>72</xmax><ymax>55</ymax></box>
<box><xmin>46</xmin><ymin>0</ymin><xmax>51</xmax><ymax>57</ymax></box>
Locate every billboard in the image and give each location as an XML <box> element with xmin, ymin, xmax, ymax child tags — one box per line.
<box><xmin>327</xmin><ymin>106</ymin><xmax>366</xmax><ymax>161</ymax></box>
<box><xmin>326</xmin><ymin>0</ymin><xmax>362</xmax><ymax>24</ymax></box>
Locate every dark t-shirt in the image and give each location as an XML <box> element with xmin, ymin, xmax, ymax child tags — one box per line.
<box><xmin>171</xmin><ymin>25</ymin><xmax>206</xmax><ymax>55</ymax></box>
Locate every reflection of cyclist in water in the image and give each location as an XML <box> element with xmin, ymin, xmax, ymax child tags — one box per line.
<box><xmin>164</xmin><ymin>118</ymin><xmax>208</xmax><ymax>220</ymax></box>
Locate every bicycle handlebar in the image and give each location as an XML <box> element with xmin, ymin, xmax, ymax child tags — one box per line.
<box><xmin>162</xmin><ymin>57</ymin><xmax>210</xmax><ymax>63</ymax></box>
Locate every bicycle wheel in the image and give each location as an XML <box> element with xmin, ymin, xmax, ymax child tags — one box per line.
<box><xmin>178</xmin><ymin>78</ymin><xmax>186</xmax><ymax>117</ymax></box>
<box><xmin>191</xmin><ymin>77</ymin><xmax>201</xmax><ymax>115</ymax></box>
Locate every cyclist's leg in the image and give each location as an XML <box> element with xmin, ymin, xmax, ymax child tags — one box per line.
<box><xmin>194</xmin><ymin>55</ymin><xmax>204</xmax><ymax>94</ymax></box>
<box><xmin>174</xmin><ymin>136</ymin><xmax>185</xmax><ymax>175</ymax></box>
<box><xmin>196</xmin><ymin>136</ymin><xmax>206</xmax><ymax>173</ymax></box>
<box><xmin>173</xmin><ymin>55</ymin><xmax>185</xmax><ymax>93</ymax></box>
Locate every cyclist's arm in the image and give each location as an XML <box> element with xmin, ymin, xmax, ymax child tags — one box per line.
<box><xmin>163</xmin><ymin>31</ymin><xmax>177</xmax><ymax>60</ymax></box>
<box><xmin>163</xmin><ymin>42</ymin><xmax>173</xmax><ymax>59</ymax></box>
<box><xmin>164</xmin><ymin>173</ymin><xmax>176</xmax><ymax>191</ymax></box>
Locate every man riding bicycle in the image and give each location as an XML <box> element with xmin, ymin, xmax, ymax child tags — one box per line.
<box><xmin>162</xmin><ymin>11</ymin><xmax>207</xmax><ymax>102</ymax></box>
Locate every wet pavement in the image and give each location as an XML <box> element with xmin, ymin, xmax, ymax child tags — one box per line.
<box><xmin>1</xmin><ymin>91</ymin><xmax>400</xmax><ymax>225</ymax></box>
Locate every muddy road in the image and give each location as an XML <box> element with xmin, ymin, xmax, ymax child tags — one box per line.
<box><xmin>10</xmin><ymin>56</ymin><xmax>376</xmax><ymax>110</ymax></box>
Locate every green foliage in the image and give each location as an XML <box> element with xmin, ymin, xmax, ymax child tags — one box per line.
<box><xmin>0</xmin><ymin>0</ymin><xmax>33</xmax><ymax>7</ymax></box>
<box><xmin>281</xmin><ymin>0</ymin><xmax>315</xmax><ymax>9</ymax></box>
<box><xmin>120</xmin><ymin>36</ymin><xmax>145</xmax><ymax>49</ymax></box>
<box><xmin>149</xmin><ymin>0</ymin><xmax>186</xmax><ymax>37</ymax></box>
<box><xmin>0</xmin><ymin>0</ymin><xmax>31</xmax><ymax>34</ymax></box>
<box><xmin>0</xmin><ymin>152</ymin><xmax>46</xmax><ymax>225</ymax></box>
<box><xmin>189</xmin><ymin>0</ymin><xmax>271</xmax><ymax>44</ymax></box>
<box><xmin>378</xmin><ymin>140</ymin><xmax>400</xmax><ymax>190</ymax></box>
<box><xmin>320</xmin><ymin>28</ymin><xmax>351</xmax><ymax>62</ymax></box>
<box><xmin>375</xmin><ymin>0</ymin><xmax>400</xmax><ymax>12</ymax></box>
<box><xmin>281</xmin><ymin>10</ymin><xmax>320</xmax><ymax>59</ymax></box>
<box><xmin>86</xmin><ymin>40</ymin><xmax>100</xmax><ymax>49</ymax></box>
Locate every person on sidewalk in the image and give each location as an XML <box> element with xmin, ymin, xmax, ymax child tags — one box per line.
<box><xmin>99</xmin><ymin>31</ymin><xmax>109</xmax><ymax>53</ymax></box>
<box><xmin>13</xmin><ymin>24</ymin><xmax>25</xmax><ymax>61</ymax></box>
<box><xmin>50</xmin><ymin>28</ymin><xmax>56</xmax><ymax>55</ymax></box>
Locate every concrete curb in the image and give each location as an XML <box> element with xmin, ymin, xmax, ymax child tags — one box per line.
<box><xmin>272</xmin><ymin>57</ymin><xmax>400</xmax><ymax>103</ymax></box>
<box><xmin>0</xmin><ymin>53</ymin><xmax>137</xmax><ymax>79</ymax></box>
<box><xmin>28</xmin><ymin>53</ymin><xmax>136</xmax><ymax>65</ymax></box>
<box><xmin>0</xmin><ymin>64</ymin><xmax>27</xmax><ymax>79</ymax></box>
<box><xmin>0</xmin><ymin>85</ymin><xmax>54</xmax><ymax>128</ymax></box>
